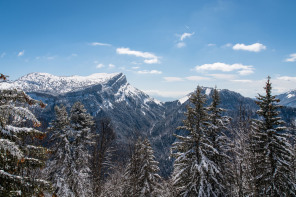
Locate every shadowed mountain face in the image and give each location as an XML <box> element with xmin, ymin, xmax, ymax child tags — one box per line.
<box><xmin>1</xmin><ymin>72</ymin><xmax>296</xmax><ymax>177</ymax></box>
<box><xmin>278</xmin><ymin>90</ymin><xmax>296</xmax><ymax>108</ymax></box>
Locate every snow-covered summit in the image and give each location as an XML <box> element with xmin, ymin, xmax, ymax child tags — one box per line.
<box><xmin>0</xmin><ymin>72</ymin><xmax>163</xmax><ymax>107</ymax></box>
<box><xmin>0</xmin><ymin>72</ymin><xmax>121</xmax><ymax>95</ymax></box>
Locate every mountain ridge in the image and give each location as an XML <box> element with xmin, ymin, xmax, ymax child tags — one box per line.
<box><xmin>1</xmin><ymin>72</ymin><xmax>296</xmax><ymax>177</ymax></box>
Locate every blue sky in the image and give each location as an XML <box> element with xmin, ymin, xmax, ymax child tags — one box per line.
<box><xmin>1</xmin><ymin>0</ymin><xmax>296</xmax><ymax>101</ymax></box>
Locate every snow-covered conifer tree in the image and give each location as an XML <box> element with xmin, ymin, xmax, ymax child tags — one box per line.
<box><xmin>250</xmin><ymin>77</ymin><xmax>295</xmax><ymax>196</ymax></box>
<box><xmin>45</xmin><ymin>105</ymin><xmax>75</xmax><ymax>197</ymax></box>
<box><xmin>138</xmin><ymin>138</ymin><xmax>162</xmax><ymax>196</ymax></box>
<box><xmin>0</xmin><ymin>74</ymin><xmax>51</xmax><ymax>196</ymax></box>
<box><xmin>207</xmin><ymin>87</ymin><xmax>231</xmax><ymax>195</ymax></box>
<box><xmin>91</xmin><ymin>118</ymin><xmax>116</xmax><ymax>197</ymax></box>
<box><xmin>172</xmin><ymin>86</ymin><xmax>222</xmax><ymax>196</ymax></box>
<box><xmin>123</xmin><ymin>138</ymin><xmax>143</xmax><ymax>196</ymax></box>
<box><xmin>70</xmin><ymin>102</ymin><xmax>94</xmax><ymax>197</ymax></box>
<box><xmin>229</xmin><ymin>103</ymin><xmax>254</xmax><ymax>196</ymax></box>
<box><xmin>123</xmin><ymin>138</ymin><xmax>162</xmax><ymax>197</ymax></box>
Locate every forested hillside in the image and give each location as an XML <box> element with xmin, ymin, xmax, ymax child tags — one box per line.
<box><xmin>1</xmin><ymin>73</ymin><xmax>296</xmax><ymax>196</ymax></box>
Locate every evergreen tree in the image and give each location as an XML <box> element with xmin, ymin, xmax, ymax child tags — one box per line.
<box><xmin>70</xmin><ymin>102</ymin><xmax>94</xmax><ymax>197</ymax></box>
<box><xmin>172</xmin><ymin>86</ymin><xmax>223</xmax><ymax>196</ymax></box>
<box><xmin>123</xmin><ymin>138</ymin><xmax>143</xmax><ymax>196</ymax></box>
<box><xmin>138</xmin><ymin>138</ymin><xmax>163</xmax><ymax>196</ymax></box>
<box><xmin>229</xmin><ymin>103</ymin><xmax>254</xmax><ymax>196</ymax></box>
<box><xmin>91</xmin><ymin>118</ymin><xmax>116</xmax><ymax>197</ymax></box>
<box><xmin>0</xmin><ymin>74</ymin><xmax>51</xmax><ymax>196</ymax></box>
<box><xmin>45</xmin><ymin>105</ymin><xmax>75</xmax><ymax>197</ymax></box>
<box><xmin>123</xmin><ymin>138</ymin><xmax>162</xmax><ymax>197</ymax></box>
<box><xmin>250</xmin><ymin>77</ymin><xmax>295</xmax><ymax>196</ymax></box>
<box><xmin>207</xmin><ymin>87</ymin><xmax>231</xmax><ymax>195</ymax></box>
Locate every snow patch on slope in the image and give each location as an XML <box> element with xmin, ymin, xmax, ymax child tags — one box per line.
<box><xmin>179</xmin><ymin>95</ymin><xmax>189</xmax><ymax>104</ymax></box>
<box><xmin>287</xmin><ymin>94</ymin><xmax>295</xmax><ymax>99</ymax></box>
<box><xmin>205</xmin><ymin>88</ymin><xmax>212</xmax><ymax>96</ymax></box>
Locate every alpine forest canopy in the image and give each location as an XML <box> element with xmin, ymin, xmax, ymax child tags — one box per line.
<box><xmin>1</xmin><ymin>73</ymin><xmax>296</xmax><ymax>197</ymax></box>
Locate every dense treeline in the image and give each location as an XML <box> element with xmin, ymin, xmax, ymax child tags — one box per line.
<box><xmin>1</xmin><ymin>74</ymin><xmax>296</xmax><ymax>196</ymax></box>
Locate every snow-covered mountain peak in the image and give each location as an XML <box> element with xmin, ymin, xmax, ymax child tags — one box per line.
<box><xmin>1</xmin><ymin>72</ymin><xmax>122</xmax><ymax>95</ymax></box>
<box><xmin>0</xmin><ymin>72</ymin><xmax>163</xmax><ymax>107</ymax></box>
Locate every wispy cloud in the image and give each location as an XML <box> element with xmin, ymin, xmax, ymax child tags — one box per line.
<box><xmin>207</xmin><ymin>43</ymin><xmax>216</xmax><ymax>47</ymax></box>
<box><xmin>116</xmin><ymin>47</ymin><xmax>159</xmax><ymax>64</ymax></box>
<box><xmin>232</xmin><ymin>43</ymin><xmax>266</xmax><ymax>52</ymax></box>
<box><xmin>176</xmin><ymin>42</ymin><xmax>186</xmax><ymax>48</ymax></box>
<box><xmin>18</xmin><ymin>50</ymin><xmax>24</xmax><ymax>57</ymax></box>
<box><xmin>186</xmin><ymin>76</ymin><xmax>211</xmax><ymax>81</ymax></box>
<box><xmin>90</xmin><ymin>42</ymin><xmax>111</xmax><ymax>47</ymax></box>
<box><xmin>276</xmin><ymin>76</ymin><xmax>296</xmax><ymax>82</ymax></box>
<box><xmin>137</xmin><ymin>70</ymin><xmax>162</xmax><ymax>74</ymax></box>
<box><xmin>176</xmin><ymin>32</ymin><xmax>195</xmax><ymax>48</ymax></box>
<box><xmin>0</xmin><ymin>52</ymin><xmax>6</xmax><ymax>58</ymax></box>
<box><xmin>180</xmin><ymin>32</ymin><xmax>195</xmax><ymax>41</ymax></box>
<box><xmin>108</xmin><ymin>64</ymin><xmax>115</xmax><ymax>68</ymax></box>
<box><xmin>132</xmin><ymin>66</ymin><xmax>140</xmax><ymax>69</ymax></box>
<box><xmin>207</xmin><ymin>73</ymin><xmax>237</xmax><ymax>80</ymax></box>
<box><xmin>194</xmin><ymin>62</ymin><xmax>254</xmax><ymax>75</ymax></box>
<box><xmin>163</xmin><ymin>77</ymin><xmax>183</xmax><ymax>82</ymax></box>
<box><xmin>47</xmin><ymin>56</ymin><xmax>56</xmax><ymax>60</ymax></box>
<box><xmin>222</xmin><ymin>43</ymin><xmax>232</xmax><ymax>48</ymax></box>
<box><xmin>285</xmin><ymin>53</ymin><xmax>296</xmax><ymax>62</ymax></box>
<box><xmin>96</xmin><ymin>63</ymin><xmax>105</xmax><ymax>68</ymax></box>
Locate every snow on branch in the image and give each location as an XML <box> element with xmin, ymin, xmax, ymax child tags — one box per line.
<box><xmin>0</xmin><ymin>139</ymin><xmax>23</xmax><ymax>159</ymax></box>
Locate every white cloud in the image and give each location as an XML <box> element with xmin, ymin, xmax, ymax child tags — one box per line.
<box><xmin>285</xmin><ymin>53</ymin><xmax>296</xmax><ymax>62</ymax></box>
<box><xmin>0</xmin><ymin>52</ymin><xmax>6</xmax><ymax>58</ymax></box>
<box><xmin>176</xmin><ymin>42</ymin><xmax>186</xmax><ymax>48</ymax></box>
<box><xmin>180</xmin><ymin>32</ymin><xmax>195</xmax><ymax>41</ymax></box>
<box><xmin>90</xmin><ymin>42</ymin><xmax>111</xmax><ymax>47</ymax></box>
<box><xmin>207</xmin><ymin>43</ymin><xmax>216</xmax><ymax>47</ymax></box>
<box><xmin>137</xmin><ymin>70</ymin><xmax>162</xmax><ymax>74</ymax></box>
<box><xmin>238</xmin><ymin>69</ymin><xmax>254</xmax><ymax>75</ymax></box>
<box><xmin>144</xmin><ymin>58</ymin><xmax>158</xmax><ymax>64</ymax></box>
<box><xmin>18</xmin><ymin>50</ymin><xmax>24</xmax><ymax>57</ymax></box>
<box><xmin>163</xmin><ymin>77</ymin><xmax>183</xmax><ymax>82</ymax></box>
<box><xmin>276</xmin><ymin>76</ymin><xmax>296</xmax><ymax>82</ymax></box>
<box><xmin>108</xmin><ymin>64</ymin><xmax>115</xmax><ymax>68</ymax></box>
<box><xmin>186</xmin><ymin>76</ymin><xmax>211</xmax><ymax>81</ymax></box>
<box><xmin>144</xmin><ymin>89</ymin><xmax>190</xmax><ymax>98</ymax></box>
<box><xmin>116</xmin><ymin>47</ymin><xmax>159</xmax><ymax>64</ymax></box>
<box><xmin>132</xmin><ymin>66</ymin><xmax>140</xmax><ymax>69</ymax></box>
<box><xmin>96</xmin><ymin>63</ymin><xmax>105</xmax><ymax>68</ymax></box>
<box><xmin>207</xmin><ymin>74</ymin><xmax>237</xmax><ymax>80</ymax></box>
<box><xmin>194</xmin><ymin>62</ymin><xmax>254</xmax><ymax>75</ymax></box>
<box><xmin>232</xmin><ymin>43</ymin><xmax>266</xmax><ymax>52</ymax></box>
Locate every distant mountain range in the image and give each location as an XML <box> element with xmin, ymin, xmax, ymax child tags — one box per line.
<box><xmin>1</xmin><ymin>72</ymin><xmax>296</xmax><ymax>177</ymax></box>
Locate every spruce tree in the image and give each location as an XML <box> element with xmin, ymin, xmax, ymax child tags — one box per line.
<box><xmin>123</xmin><ymin>138</ymin><xmax>162</xmax><ymax>197</ymax></box>
<box><xmin>0</xmin><ymin>74</ymin><xmax>51</xmax><ymax>196</ymax></box>
<box><xmin>207</xmin><ymin>87</ymin><xmax>231</xmax><ymax>195</ymax></box>
<box><xmin>250</xmin><ymin>76</ymin><xmax>295</xmax><ymax>196</ymax></box>
<box><xmin>70</xmin><ymin>102</ymin><xmax>94</xmax><ymax>197</ymax></box>
<box><xmin>91</xmin><ymin>118</ymin><xmax>116</xmax><ymax>197</ymax></box>
<box><xmin>45</xmin><ymin>105</ymin><xmax>75</xmax><ymax>197</ymax></box>
<box><xmin>123</xmin><ymin>138</ymin><xmax>143</xmax><ymax>197</ymax></box>
<box><xmin>138</xmin><ymin>138</ymin><xmax>162</xmax><ymax>196</ymax></box>
<box><xmin>229</xmin><ymin>103</ymin><xmax>254</xmax><ymax>196</ymax></box>
<box><xmin>172</xmin><ymin>86</ymin><xmax>222</xmax><ymax>196</ymax></box>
